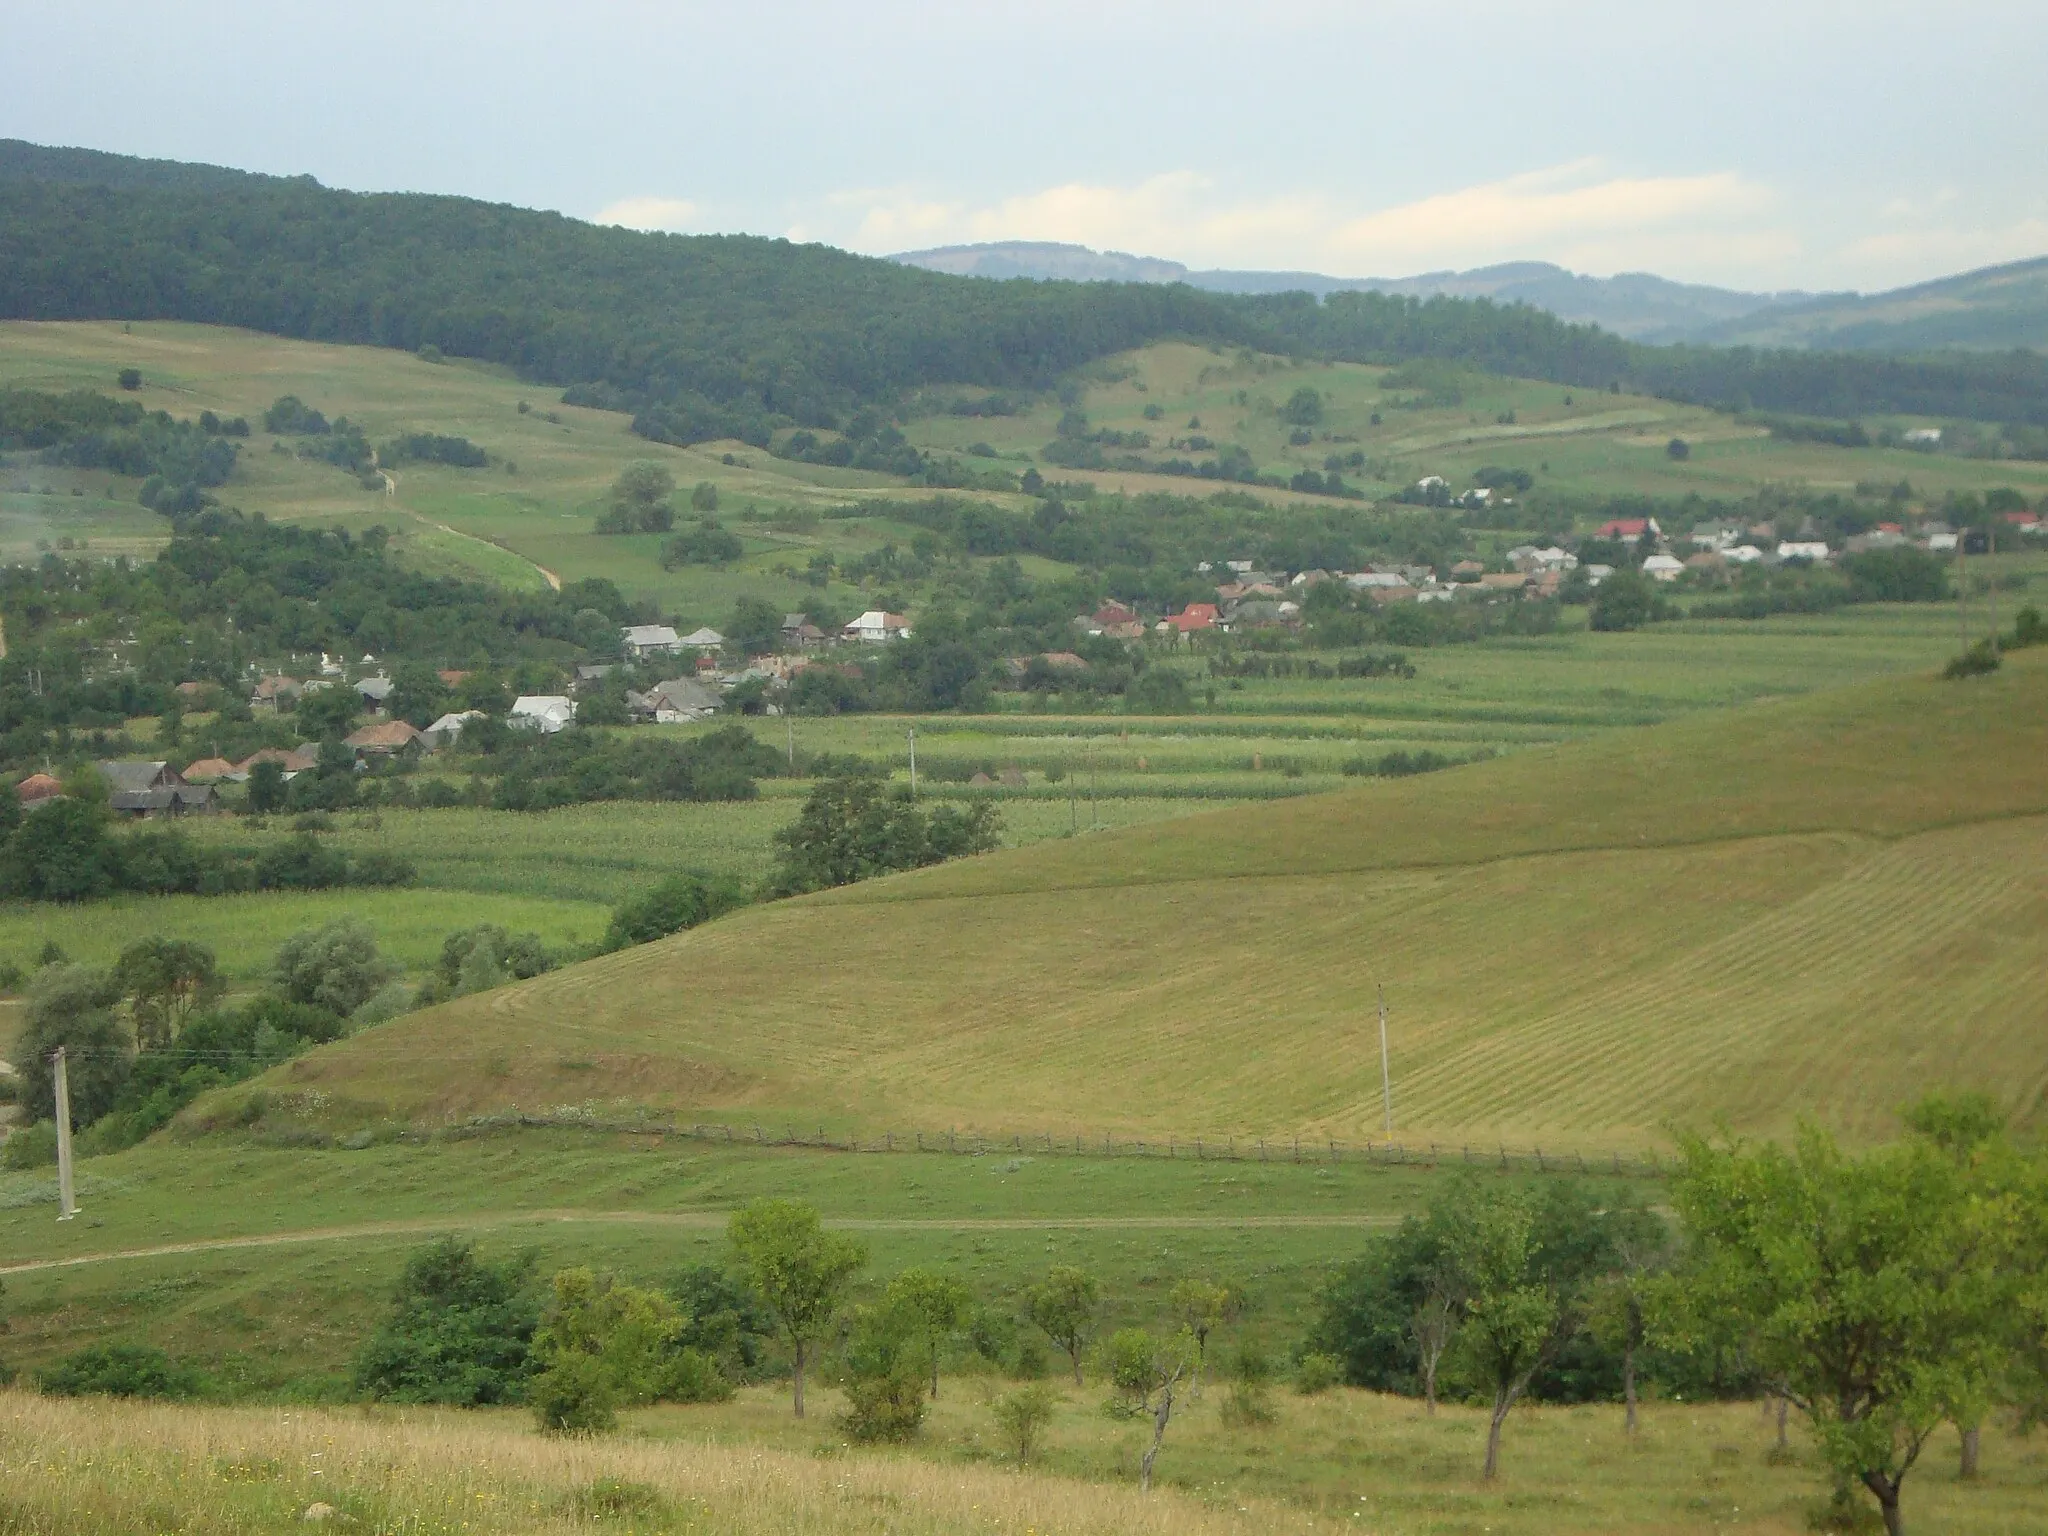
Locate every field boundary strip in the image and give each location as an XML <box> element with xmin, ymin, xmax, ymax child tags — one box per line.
<box><xmin>0</xmin><ymin>1208</ymin><xmax>1405</xmax><ymax>1277</ymax></box>
<box><xmin>429</xmin><ymin>1112</ymin><xmax>1673</xmax><ymax>1179</ymax></box>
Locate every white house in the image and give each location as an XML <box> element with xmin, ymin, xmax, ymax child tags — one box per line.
<box><xmin>424</xmin><ymin>709</ymin><xmax>485</xmax><ymax>746</ymax></box>
<box><xmin>1776</xmin><ymin>541</ymin><xmax>1832</xmax><ymax>563</ymax></box>
<box><xmin>1902</xmin><ymin>427</ymin><xmax>1943</xmax><ymax>447</ymax></box>
<box><xmin>1926</xmin><ymin>532</ymin><xmax>1959</xmax><ymax>552</ymax></box>
<box><xmin>844</xmin><ymin>611</ymin><xmax>911</xmax><ymax>643</ymax></box>
<box><xmin>1344</xmin><ymin>571</ymin><xmax>1409</xmax><ymax>590</ymax></box>
<box><xmin>621</xmin><ymin>624</ymin><xmax>683</xmax><ymax>659</ymax></box>
<box><xmin>1641</xmin><ymin>553</ymin><xmax>1686</xmax><ymax>582</ymax></box>
<box><xmin>679</xmin><ymin>626</ymin><xmax>727</xmax><ymax>649</ymax></box>
<box><xmin>510</xmin><ymin>695</ymin><xmax>576</xmax><ymax>733</ymax></box>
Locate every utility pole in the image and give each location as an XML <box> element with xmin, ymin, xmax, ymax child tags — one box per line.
<box><xmin>1987</xmin><ymin>525</ymin><xmax>1999</xmax><ymax>653</ymax></box>
<box><xmin>1376</xmin><ymin>984</ymin><xmax>1394</xmax><ymax>1140</ymax></box>
<box><xmin>1957</xmin><ymin>538</ymin><xmax>1969</xmax><ymax>655</ymax></box>
<box><xmin>907</xmin><ymin>725</ymin><xmax>917</xmax><ymax>798</ymax></box>
<box><xmin>785</xmin><ymin>710</ymin><xmax>795</xmax><ymax>773</ymax></box>
<box><xmin>1069</xmin><ymin>759</ymin><xmax>1078</xmax><ymax>835</ymax></box>
<box><xmin>53</xmin><ymin>1046</ymin><xmax>79</xmax><ymax>1220</ymax></box>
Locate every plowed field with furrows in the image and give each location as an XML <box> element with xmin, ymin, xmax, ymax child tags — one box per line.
<box><xmin>256</xmin><ymin>654</ymin><xmax>2048</xmax><ymax>1150</ymax></box>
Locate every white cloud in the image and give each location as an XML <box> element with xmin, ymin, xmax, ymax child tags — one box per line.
<box><xmin>1837</xmin><ymin>213</ymin><xmax>2048</xmax><ymax>287</ymax></box>
<box><xmin>594</xmin><ymin>195</ymin><xmax>702</xmax><ymax>232</ymax></box>
<box><xmin>818</xmin><ymin>163</ymin><xmax>1793</xmax><ymax>283</ymax></box>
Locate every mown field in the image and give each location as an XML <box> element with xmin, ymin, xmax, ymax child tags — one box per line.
<box><xmin>15</xmin><ymin>1387</ymin><xmax>2043</xmax><ymax>1536</ymax></box>
<box><xmin>190</xmin><ymin>651</ymin><xmax>2048</xmax><ymax>1154</ymax></box>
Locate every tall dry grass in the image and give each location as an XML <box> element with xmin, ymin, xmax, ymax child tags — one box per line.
<box><xmin>0</xmin><ymin>1388</ymin><xmax>1331</xmax><ymax>1536</ymax></box>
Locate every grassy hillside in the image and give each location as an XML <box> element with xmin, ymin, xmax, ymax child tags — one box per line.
<box><xmin>17</xmin><ymin>1388</ymin><xmax>2046</xmax><ymax>1536</ymax></box>
<box><xmin>906</xmin><ymin>339</ymin><xmax>2048</xmax><ymax>506</ymax></box>
<box><xmin>1705</xmin><ymin>255</ymin><xmax>2048</xmax><ymax>352</ymax></box>
<box><xmin>7</xmin><ymin>323</ymin><xmax>2042</xmax><ymax>618</ymax></box>
<box><xmin>253</xmin><ymin>652</ymin><xmax>2048</xmax><ymax>1151</ymax></box>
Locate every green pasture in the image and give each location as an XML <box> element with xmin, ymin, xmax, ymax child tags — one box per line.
<box><xmin>0</xmin><ymin>887</ymin><xmax>611</xmax><ymax>985</ymax></box>
<box><xmin>906</xmin><ymin>338</ymin><xmax>2048</xmax><ymax>506</ymax></box>
<box><xmin>0</xmin><ymin>1129</ymin><xmax>1447</xmax><ymax>1395</ymax></box>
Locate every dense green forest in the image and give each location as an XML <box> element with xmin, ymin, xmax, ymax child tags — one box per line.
<box><xmin>3</xmin><ymin>139</ymin><xmax>2044</xmax><ymax>436</ymax></box>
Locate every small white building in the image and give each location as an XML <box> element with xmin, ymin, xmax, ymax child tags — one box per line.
<box><xmin>1641</xmin><ymin>553</ymin><xmax>1686</xmax><ymax>582</ymax></box>
<box><xmin>424</xmin><ymin>709</ymin><xmax>485</xmax><ymax>746</ymax></box>
<box><xmin>510</xmin><ymin>695</ymin><xmax>577</xmax><ymax>733</ymax></box>
<box><xmin>1902</xmin><ymin>427</ymin><xmax>1943</xmax><ymax>447</ymax></box>
<box><xmin>621</xmin><ymin>624</ymin><xmax>683</xmax><ymax>659</ymax></box>
<box><xmin>1776</xmin><ymin>541</ymin><xmax>1831</xmax><ymax>563</ymax></box>
<box><xmin>844</xmin><ymin>611</ymin><xmax>911</xmax><ymax>643</ymax></box>
<box><xmin>1725</xmin><ymin>544</ymin><xmax>1766</xmax><ymax>564</ymax></box>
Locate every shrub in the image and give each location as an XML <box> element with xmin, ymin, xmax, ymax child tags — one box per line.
<box><xmin>530</xmin><ymin>1351</ymin><xmax>617</xmax><ymax>1435</ymax></box>
<box><xmin>991</xmin><ymin>1383</ymin><xmax>1057</xmax><ymax>1460</ymax></box>
<box><xmin>1</xmin><ymin>1121</ymin><xmax>57</xmax><ymax>1170</ymax></box>
<box><xmin>841</xmin><ymin>1366</ymin><xmax>927</xmax><ymax>1443</ymax></box>
<box><xmin>37</xmin><ymin>1343</ymin><xmax>198</xmax><ymax>1399</ymax></box>
<box><xmin>352</xmin><ymin>1239</ymin><xmax>538</xmax><ymax>1404</ymax></box>
<box><xmin>1943</xmin><ymin>642</ymin><xmax>2002</xmax><ymax>679</ymax></box>
<box><xmin>1294</xmin><ymin>1352</ymin><xmax>1342</xmax><ymax>1394</ymax></box>
<box><xmin>1220</xmin><ymin>1342</ymin><xmax>1277</xmax><ymax>1427</ymax></box>
<box><xmin>603</xmin><ymin>872</ymin><xmax>749</xmax><ymax>951</ymax></box>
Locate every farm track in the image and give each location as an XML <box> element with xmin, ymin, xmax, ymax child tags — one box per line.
<box><xmin>0</xmin><ymin>1208</ymin><xmax>1403</xmax><ymax>1276</ymax></box>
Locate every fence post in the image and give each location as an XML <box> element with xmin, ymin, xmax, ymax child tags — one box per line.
<box><xmin>1498</xmin><ymin>1145</ymin><xmax>1507</xmax><ymax>1169</ymax></box>
<box><xmin>1535</xmin><ymin>1148</ymin><xmax>1545</xmax><ymax>1173</ymax></box>
<box><xmin>1293</xmin><ymin>1135</ymin><xmax>1301</xmax><ymax>1163</ymax></box>
<box><xmin>1259</xmin><ymin>1139</ymin><xmax>1267</xmax><ymax>1162</ymax></box>
<box><xmin>1195</xmin><ymin>1137</ymin><xmax>1203</xmax><ymax>1161</ymax></box>
<box><xmin>1329</xmin><ymin>1140</ymin><xmax>1338</xmax><ymax>1163</ymax></box>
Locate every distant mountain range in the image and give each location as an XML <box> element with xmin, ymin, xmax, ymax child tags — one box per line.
<box><xmin>889</xmin><ymin>241</ymin><xmax>2048</xmax><ymax>351</ymax></box>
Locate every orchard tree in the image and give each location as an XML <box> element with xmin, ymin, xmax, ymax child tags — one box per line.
<box><xmin>1025</xmin><ymin>1265</ymin><xmax>1099</xmax><ymax>1386</ymax></box>
<box><xmin>727</xmin><ymin>1198</ymin><xmax>866</xmax><ymax>1417</ymax></box>
<box><xmin>885</xmin><ymin>1268</ymin><xmax>974</xmax><ymax>1399</ymax></box>
<box><xmin>1105</xmin><ymin>1326</ymin><xmax>1198</xmax><ymax>1490</ymax></box>
<box><xmin>1671</xmin><ymin>1117</ymin><xmax>2014</xmax><ymax>1536</ymax></box>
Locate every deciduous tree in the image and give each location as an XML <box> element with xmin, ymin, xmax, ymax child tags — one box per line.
<box><xmin>727</xmin><ymin>1198</ymin><xmax>866</xmax><ymax>1417</ymax></box>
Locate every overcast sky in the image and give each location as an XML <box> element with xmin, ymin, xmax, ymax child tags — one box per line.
<box><xmin>7</xmin><ymin>0</ymin><xmax>2045</xmax><ymax>294</ymax></box>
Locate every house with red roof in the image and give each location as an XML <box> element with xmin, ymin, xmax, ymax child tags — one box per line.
<box><xmin>1160</xmin><ymin>602</ymin><xmax>1220</xmax><ymax>636</ymax></box>
<box><xmin>14</xmin><ymin>772</ymin><xmax>63</xmax><ymax>806</ymax></box>
<box><xmin>1596</xmin><ymin>517</ymin><xmax>1659</xmax><ymax>543</ymax></box>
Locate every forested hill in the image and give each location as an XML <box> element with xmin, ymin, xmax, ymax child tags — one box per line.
<box><xmin>0</xmin><ymin>141</ymin><xmax>1255</xmax><ymax>433</ymax></box>
<box><xmin>4</xmin><ymin>139</ymin><xmax>2046</xmax><ymax>435</ymax></box>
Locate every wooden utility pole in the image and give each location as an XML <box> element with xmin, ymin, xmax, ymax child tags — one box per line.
<box><xmin>785</xmin><ymin>710</ymin><xmax>795</xmax><ymax>773</ymax></box>
<box><xmin>53</xmin><ymin>1046</ymin><xmax>79</xmax><ymax>1220</ymax></box>
<box><xmin>1377</xmin><ymin>984</ymin><xmax>1394</xmax><ymax>1139</ymax></box>
<box><xmin>907</xmin><ymin>725</ymin><xmax>917</xmax><ymax>798</ymax></box>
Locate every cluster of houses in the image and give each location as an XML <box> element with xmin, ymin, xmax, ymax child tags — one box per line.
<box><xmin>1582</xmin><ymin>511</ymin><xmax>2044</xmax><ymax>583</ymax></box>
<box><xmin>13</xmin><ymin>760</ymin><xmax>225</xmax><ymax>818</ymax></box>
<box><xmin>1080</xmin><ymin>552</ymin><xmax>1591</xmax><ymax>639</ymax></box>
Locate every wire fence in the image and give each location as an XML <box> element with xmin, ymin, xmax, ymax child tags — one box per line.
<box><xmin>438</xmin><ymin>1110</ymin><xmax>1672</xmax><ymax>1180</ymax></box>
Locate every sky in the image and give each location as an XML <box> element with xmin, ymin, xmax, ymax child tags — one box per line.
<box><xmin>6</xmin><ymin>0</ymin><xmax>2046</xmax><ymax>295</ymax></box>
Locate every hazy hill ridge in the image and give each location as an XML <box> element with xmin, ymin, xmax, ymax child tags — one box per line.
<box><xmin>893</xmin><ymin>240</ymin><xmax>2048</xmax><ymax>352</ymax></box>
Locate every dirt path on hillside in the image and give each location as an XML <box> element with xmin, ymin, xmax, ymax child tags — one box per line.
<box><xmin>401</xmin><ymin>509</ymin><xmax>561</xmax><ymax>590</ymax></box>
<box><xmin>0</xmin><ymin>1208</ymin><xmax>1398</xmax><ymax>1276</ymax></box>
